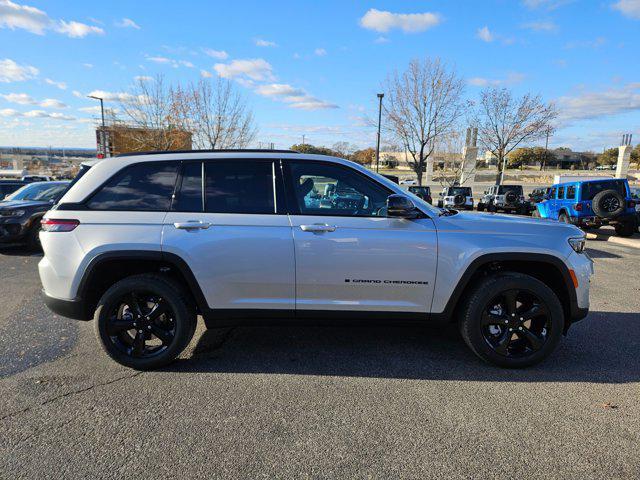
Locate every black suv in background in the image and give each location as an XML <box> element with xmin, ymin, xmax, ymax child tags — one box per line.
<box><xmin>0</xmin><ymin>180</ymin><xmax>26</xmax><ymax>199</ymax></box>
<box><xmin>0</xmin><ymin>181</ymin><xmax>69</xmax><ymax>249</ymax></box>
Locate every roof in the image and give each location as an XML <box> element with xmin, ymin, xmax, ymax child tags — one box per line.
<box><xmin>115</xmin><ymin>149</ymin><xmax>299</xmax><ymax>158</ymax></box>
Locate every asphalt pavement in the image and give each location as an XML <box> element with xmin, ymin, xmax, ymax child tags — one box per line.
<box><xmin>1</xmin><ymin>240</ymin><xmax>639</xmax><ymax>479</ymax></box>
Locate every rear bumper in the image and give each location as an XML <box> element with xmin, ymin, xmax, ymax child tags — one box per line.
<box><xmin>43</xmin><ymin>292</ymin><xmax>91</xmax><ymax>321</ymax></box>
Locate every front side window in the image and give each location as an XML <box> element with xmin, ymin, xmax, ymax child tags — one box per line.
<box><xmin>549</xmin><ymin>187</ymin><xmax>557</xmax><ymax>199</ymax></box>
<box><xmin>286</xmin><ymin>161</ymin><xmax>390</xmax><ymax>217</ymax></box>
<box><xmin>566</xmin><ymin>186</ymin><xmax>576</xmax><ymax>200</ymax></box>
<box><xmin>88</xmin><ymin>162</ymin><xmax>178</xmax><ymax>211</ymax></box>
<box><xmin>558</xmin><ymin>186</ymin><xmax>565</xmax><ymax>199</ymax></box>
<box><xmin>204</xmin><ymin>160</ymin><xmax>275</xmax><ymax>214</ymax></box>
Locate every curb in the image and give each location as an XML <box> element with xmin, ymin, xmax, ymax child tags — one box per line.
<box><xmin>586</xmin><ymin>232</ymin><xmax>640</xmax><ymax>249</ymax></box>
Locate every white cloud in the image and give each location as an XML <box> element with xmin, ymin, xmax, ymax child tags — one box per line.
<box><xmin>134</xmin><ymin>75</ymin><xmax>153</xmax><ymax>82</ymax></box>
<box><xmin>0</xmin><ymin>107</ymin><xmax>74</xmax><ymax>120</ymax></box>
<box><xmin>0</xmin><ymin>108</ymin><xmax>20</xmax><ymax>116</ymax></box>
<box><xmin>522</xmin><ymin>20</ymin><xmax>558</xmax><ymax>31</ymax></box>
<box><xmin>72</xmin><ymin>90</ymin><xmax>82</xmax><ymax>98</ymax></box>
<box><xmin>146</xmin><ymin>56</ymin><xmax>193</xmax><ymax>68</ymax></box>
<box><xmin>214</xmin><ymin>58</ymin><xmax>274</xmax><ymax>81</ymax></box>
<box><xmin>374</xmin><ymin>36</ymin><xmax>390</xmax><ymax>44</ymax></box>
<box><xmin>359</xmin><ymin>8</ymin><xmax>441</xmax><ymax>33</ymax></box>
<box><xmin>254</xmin><ymin>83</ymin><xmax>338</xmax><ymax>110</ymax></box>
<box><xmin>55</xmin><ymin>20</ymin><xmax>104</xmax><ymax>38</ymax></box>
<box><xmin>2</xmin><ymin>93</ymin><xmax>67</xmax><ymax>108</ymax></box>
<box><xmin>558</xmin><ymin>83</ymin><xmax>640</xmax><ymax>121</ymax></box>
<box><xmin>116</xmin><ymin>17</ymin><xmax>140</xmax><ymax>29</ymax></box>
<box><xmin>0</xmin><ymin>58</ymin><xmax>38</xmax><ymax>82</ymax></box>
<box><xmin>0</xmin><ymin>0</ymin><xmax>49</xmax><ymax>34</ymax></box>
<box><xmin>468</xmin><ymin>72</ymin><xmax>526</xmax><ymax>87</ymax></box>
<box><xmin>564</xmin><ymin>37</ymin><xmax>606</xmax><ymax>49</ymax></box>
<box><xmin>200</xmin><ymin>69</ymin><xmax>213</xmax><ymax>78</ymax></box>
<box><xmin>86</xmin><ymin>89</ymin><xmax>137</xmax><ymax>103</ymax></box>
<box><xmin>477</xmin><ymin>26</ymin><xmax>494</xmax><ymax>42</ymax></box>
<box><xmin>255</xmin><ymin>38</ymin><xmax>277</xmax><ymax>47</ymax></box>
<box><xmin>45</xmin><ymin>78</ymin><xmax>66</xmax><ymax>90</ymax></box>
<box><xmin>82</xmin><ymin>63</ymin><xmax>93</xmax><ymax>68</ymax></box>
<box><xmin>79</xmin><ymin>105</ymin><xmax>118</xmax><ymax>115</ymax></box>
<box><xmin>613</xmin><ymin>0</ymin><xmax>640</xmax><ymax>19</ymax></box>
<box><xmin>202</xmin><ymin>48</ymin><xmax>228</xmax><ymax>59</ymax></box>
<box><xmin>314</xmin><ymin>48</ymin><xmax>327</xmax><ymax>56</ymax></box>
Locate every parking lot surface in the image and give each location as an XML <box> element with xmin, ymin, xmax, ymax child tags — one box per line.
<box><xmin>1</xmin><ymin>240</ymin><xmax>639</xmax><ymax>479</ymax></box>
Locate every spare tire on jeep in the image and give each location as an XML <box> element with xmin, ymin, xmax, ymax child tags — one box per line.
<box><xmin>453</xmin><ymin>194</ymin><xmax>465</xmax><ymax>207</ymax></box>
<box><xmin>592</xmin><ymin>189</ymin><xmax>625</xmax><ymax>218</ymax></box>
<box><xmin>505</xmin><ymin>190</ymin><xmax>518</xmax><ymax>205</ymax></box>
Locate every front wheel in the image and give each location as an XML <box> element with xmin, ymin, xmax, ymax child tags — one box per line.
<box><xmin>94</xmin><ymin>274</ymin><xmax>196</xmax><ymax>370</ymax></box>
<box><xmin>459</xmin><ymin>273</ymin><xmax>564</xmax><ymax>368</ymax></box>
<box><xmin>487</xmin><ymin>203</ymin><xmax>497</xmax><ymax>213</ymax></box>
<box><xmin>558</xmin><ymin>212</ymin><xmax>570</xmax><ymax>224</ymax></box>
<box><xmin>477</xmin><ymin>203</ymin><xmax>485</xmax><ymax>212</ymax></box>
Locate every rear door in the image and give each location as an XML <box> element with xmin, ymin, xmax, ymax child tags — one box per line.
<box><xmin>283</xmin><ymin>159</ymin><xmax>437</xmax><ymax>314</ymax></box>
<box><xmin>162</xmin><ymin>159</ymin><xmax>295</xmax><ymax>313</ymax></box>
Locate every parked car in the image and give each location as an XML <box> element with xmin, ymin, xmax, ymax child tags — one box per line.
<box><xmin>0</xmin><ymin>181</ymin><xmax>70</xmax><ymax>249</ymax></box>
<box><xmin>22</xmin><ymin>175</ymin><xmax>52</xmax><ymax>182</ymax></box>
<box><xmin>533</xmin><ymin>178</ymin><xmax>637</xmax><ymax>237</ymax></box>
<box><xmin>477</xmin><ymin>185</ymin><xmax>530</xmax><ymax>214</ymax></box>
<box><xmin>0</xmin><ymin>180</ymin><xmax>26</xmax><ymax>199</ymax></box>
<box><xmin>595</xmin><ymin>165</ymin><xmax>616</xmax><ymax>171</ymax></box>
<box><xmin>437</xmin><ymin>186</ymin><xmax>473</xmax><ymax>210</ymax></box>
<box><xmin>407</xmin><ymin>185</ymin><xmax>432</xmax><ymax>204</ymax></box>
<box><xmin>627</xmin><ymin>186</ymin><xmax>640</xmax><ymax>232</ymax></box>
<box><xmin>529</xmin><ymin>187</ymin><xmax>550</xmax><ymax>205</ymax></box>
<box><xmin>399</xmin><ymin>179</ymin><xmax>418</xmax><ymax>186</ymax></box>
<box><xmin>40</xmin><ymin>150</ymin><xmax>592</xmax><ymax>370</ymax></box>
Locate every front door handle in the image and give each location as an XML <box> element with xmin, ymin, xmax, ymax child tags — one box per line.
<box><xmin>300</xmin><ymin>223</ymin><xmax>337</xmax><ymax>233</ymax></box>
<box><xmin>174</xmin><ymin>220</ymin><xmax>211</xmax><ymax>230</ymax></box>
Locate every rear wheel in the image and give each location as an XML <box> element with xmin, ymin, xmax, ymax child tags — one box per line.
<box><xmin>477</xmin><ymin>203</ymin><xmax>485</xmax><ymax>212</ymax></box>
<box><xmin>614</xmin><ymin>220</ymin><xmax>636</xmax><ymax>237</ymax></box>
<box><xmin>459</xmin><ymin>273</ymin><xmax>564</xmax><ymax>368</ymax></box>
<box><xmin>487</xmin><ymin>203</ymin><xmax>497</xmax><ymax>213</ymax></box>
<box><xmin>94</xmin><ymin>274</ymin><xmax>196</xmax><ymax>370</ymax></box>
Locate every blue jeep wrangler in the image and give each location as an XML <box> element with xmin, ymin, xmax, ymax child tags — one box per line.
<box><xmin>533</xmin><ymin>178</ymin><xmax>637</xmax><ymax>237</ymax></box>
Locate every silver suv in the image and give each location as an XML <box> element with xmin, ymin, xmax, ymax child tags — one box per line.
<box><xmin>39</xmin><ymin>150</ymin><xmax>593</xmax><ymax>370</ymax></box>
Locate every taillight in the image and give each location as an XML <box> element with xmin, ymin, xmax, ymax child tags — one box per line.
<box><xmin>574</xmin><ymin>203</ymin><xmax>583</xmax><ymax>211</ymax></box>
<box><xmin>41</xmin><ymin>218</ymin><xmax>79</xmax><ymax>232</ymax></box>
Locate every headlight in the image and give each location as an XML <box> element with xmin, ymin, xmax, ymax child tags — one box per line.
<box><xmin>0</xmin><ymin>209</ymin><xmax>25</xmax><ymax>217</ymax></box>
<box><xmin>568</xmin><ymin>237</ymin><xmax>586</xmax><ymax>254</ymax></box>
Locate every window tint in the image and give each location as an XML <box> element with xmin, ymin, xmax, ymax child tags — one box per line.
<box><xmin>88</xmin><ymin>162</ymin><xmax>178</xmax><ymax>211</ymax></box>
<box><xmin>173</xmin><ymin>162</ymin><xmax>202</xmax><ymax>212</ymax></box>
<box><xmin>558</xmin><ymin>186</ymin><xmax>565</xmax><ymax>199</ymax></box>
<box><xmin>582</xmin><ymin>180</ymin><xmax>627</xmax><ymax>200</ymax></box>
<box><xmin>286</xmin><ymin>161</ymin><xmax>390</xmax><ymax>217</ymax></box>
<box><xmin>566</xmin><ymin>186</ymin><xmax>576</xmax><ymax>200</ymax></box>
<box><xmin>204</xmin><ymin>161</ymin><xmax>275</xmax><ymax>214</ymax></box>
<box><xmin>549</xmin><ymin>187</ymin><xmax>557</xmax><ymax>199</ymax></box>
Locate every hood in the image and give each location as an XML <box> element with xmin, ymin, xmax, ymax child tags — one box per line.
<box><xmin>0</xmin><ymin>199</ymin><xmax>52</xmax><ymax>210</ymax></box>
<box><xmin>435</xmin><ymin>210</ymin><xmax>583</xmax><ymax>237</ymax></box>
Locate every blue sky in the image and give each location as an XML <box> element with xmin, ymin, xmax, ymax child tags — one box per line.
<box><xmin>1</xmin><ymin>0</ymin><xmax>639</xmax><ymax>151</ymax></box>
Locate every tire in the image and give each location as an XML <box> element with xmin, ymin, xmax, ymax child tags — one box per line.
<box><xmin>614</xmin><ymin>220</ymin><xmax>636</xmax><ymax>237</ymax></box>
<box><xmin>459</xmin><ymin>272</ymin><xmax>564</xmax><ymax>368</ymax></box>
<box><xmin>26</xmin><ymin>221</ymin><xmax>42</xmax><ymax>251</ymax></box>
<box><xmin>487</xmin><ymin>203</ymin><xmax>497</xmax><ymax>213</ymax></box>
<box><xmin>477</xmin><ymin>203</ymin><xmax>485</xmax><ymax>212</ymax></box>
<box><xmin>558</xmin><ymin>212</ymin><xmax>570</xmax><ymax>224</ymax></box>
<box><xmin>437</xmin><ymin>201</ymin><xmax>443</xmax><ymax>208</ymax></box>
<box><xmin>94</xmin><ymin>274</ymin><xmax>197</xmax><ymax>370</ymax></box>
<box><xmin>592</xmin><ymin>189</ymin><xmax>625</xmax><ymax>219</ymax></box>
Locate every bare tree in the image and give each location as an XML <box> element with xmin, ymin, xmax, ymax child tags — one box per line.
<box><xmin>173</xmin><ymin>78</ymin><xmax>257</xmax><ymax>149</ymax></box>
<box><xmin>473</xmin><ymin>87</ymin><xmax>557</xmax><ymax>184</ymax></box>
<box><xmin>382</xmin><ymin>58</ymin><xmax>466</xmax><ymax>185</ymax></box>
<box><xmin>118</xmin><ymin>75</ymin><xmax>185</xmax><ymax>151</ymax></box>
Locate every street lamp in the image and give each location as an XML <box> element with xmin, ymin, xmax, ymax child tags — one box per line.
<box><xmin>87</xmin><ymin>95</ymin><xmax>105</xmax><ymax>127</ymax></box>
<box><xmin>375</xmin><ymin>93</ymin><xmax>384</xmax><ymax>173</ymax></box>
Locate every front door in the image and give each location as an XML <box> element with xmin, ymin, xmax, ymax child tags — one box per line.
<box><xmin>162</xmin><ymin>159</ymin><xmax>295</xmax><ymax>313</ymax></box>
<box><xmin>283</xmin><ymin>160</ymin><xmax>437</xmax><ymax>314</ymax></box>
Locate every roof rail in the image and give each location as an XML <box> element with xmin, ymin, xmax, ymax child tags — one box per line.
<box><xmin>114</xmin><ymin>149</ymin><xmax>299</xmax><ymax>158</ymax></box>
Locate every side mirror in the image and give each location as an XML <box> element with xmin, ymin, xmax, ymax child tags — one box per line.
<box><xmin>387</xmin><ymin>194</ymin><xmax>419</xmax><ymax>219</ymax></box>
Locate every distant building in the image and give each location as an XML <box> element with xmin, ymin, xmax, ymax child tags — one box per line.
<box><xmin>378</xmin><ymin>151</ymin><xmax>468</xmax><ymax>170</ymax></box>
<box><xmin>96</xmin><ymin>125</ymin><xmax>192</xmax><ymax>157</ymax></box>
<box><xmin>548</xmin><ymin>148</ymin><xmax>597</xmax><ymax>169</ymax></box>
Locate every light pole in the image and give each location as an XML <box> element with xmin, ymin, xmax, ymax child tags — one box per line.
<box><xmin>88</xmin><ymin>95</ymin><xmax>106</xmax><ymax>158</ymax></box>
<box><xmin>375</xmin><ymin>93</ymin><xmax>384</xmax><ymax>173</ymax></box>
<box><xmin>87</xmin><ymin>95</ymin><xmax>105</xmax><ymax>127</ymax></box>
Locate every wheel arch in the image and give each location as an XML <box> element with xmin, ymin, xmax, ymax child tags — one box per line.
<box><xmin>76</xmin><ymin>250</ymin><xmax>209</xmax><ymax>320</ymax></box>
<box><xmin>434</xmin><ymin>252</ymin><xmax>580</xmax><ymax>330</ymax></box>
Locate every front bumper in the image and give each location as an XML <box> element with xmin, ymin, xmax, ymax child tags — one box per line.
<box><xmin>566</xmin><ymin>250</ymin><xmax>593</xmax><ymax>319</ymax></box>
<box><xmin>0</xmin><ymin>218</ymin><xmax>29</xmax><ymax>243</ymax></box>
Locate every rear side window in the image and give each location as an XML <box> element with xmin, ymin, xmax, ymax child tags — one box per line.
<box><xmin>549</xmin><ymin>187</ymin><xmax>557</xmax><ymax>199</ymax></box>
<box><xmin>566</xmin><ymin>186</ymin><xmax>576</xmax><ymax>200</ymax></box>
<box><xmin>558</xmin><ymin>186</ymin><xmax>565</xmax><ymax>199</ymax></box>
<box><xmin>204</xmin><ymin>161</ymin><xmax>275</xmax><ymax>214</ymax></box>
<box><xmin>582</xmin><ymin>180</ymin><xmax>627</xmax><ymax>201</ymax></box>
<box><xmin>88</xmin><ymin>162</ymin><xmax>178</xmax><ymax>211</ymax></box>
<box><xmin>173</xmin><ymin>162</ymin><xmax>203</xmax><ymax>212</ymax></box>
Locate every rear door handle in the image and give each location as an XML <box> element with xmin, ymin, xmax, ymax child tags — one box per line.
<box><xmin>174</xmin><ymin>220</ymin><xmax>211</xmax><ymax>230</ymax></box>
<box><xmin>300</xmin><ymin>223</ymin><xmax>337</xmax><ymax>233</ymax></box>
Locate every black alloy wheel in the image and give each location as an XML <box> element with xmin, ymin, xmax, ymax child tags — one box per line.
<box><xmin>480</xmin><ymin>289</ymin><xmax>551</xmax><ymax>358</ymax></box>
<box><xmin>95</xmin><ymin>274</ymin><xmax>196</xmax><ymax>369</ymax></box>
<box><xmin>459</xmin><ymin>272</ymin><xmax>564</xmax><ymax>368</ymax></box>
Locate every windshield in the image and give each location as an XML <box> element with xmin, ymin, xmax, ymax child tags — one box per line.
<box><xmin>497</xmin><ymin>185</ymin><xmax>523</xmax><ymax>195</ymax></box>
<box><xmin>447</xmin><ymin>187</ymin><xmax>471</xmax><ymax>196</ymax></box>
<box><xmin>5</xmin><ymin>182</ymin><xmax>68</xmax><ymax>201</ymax></box>
<box><xmin>581</xmin><ymin>180</ymin><xmax>627</xmax><ymax>200</ymax></box>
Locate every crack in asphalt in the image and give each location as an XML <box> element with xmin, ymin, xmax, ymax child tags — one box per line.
<box><xmin>1</xmin><ymin>371</ymin><xmax>143</xmax><ymax>422</ymax></box>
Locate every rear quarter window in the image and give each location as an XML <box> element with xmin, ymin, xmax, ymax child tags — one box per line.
<box><xmin>87</xmin><ymin>162</ymin><xmax>179</xmax><ymax>211</ymax></box>
<box><xmin>581</xmin><ymin>180</ymin><xmax>627</xmax><ymax>201</ymax></box>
